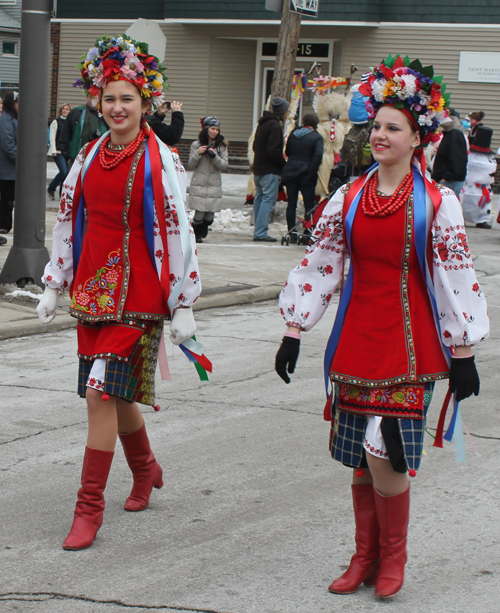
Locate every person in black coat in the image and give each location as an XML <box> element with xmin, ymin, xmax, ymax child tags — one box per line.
<box><xmin>146</xmin><ymin>99</ymin><xmax>185</xmax><ymax>146</ymax></box>
<box><xmin>431</xmin><ymin>116</ymin><xmax>468</xmax><ymax>198</ymax></box>
<box><xmin>281</xmin><ymin>113</ymin><xmax>324</xmax><ymax>241</ymax></box>
<box><xmin>252</xmin><ymin>97</ymin><xmax>289</xmax><ymax>242</ymax></box>
<box><xmin>59</xmin><ymin>102</ymin><xmax>109</xmax><ymax>162</ymax></box>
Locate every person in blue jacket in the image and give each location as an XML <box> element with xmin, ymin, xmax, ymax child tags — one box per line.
<box><xmin>0</xmin><ymin>91</ymin><xmax>18</xmax><ymax>240</ymax></box>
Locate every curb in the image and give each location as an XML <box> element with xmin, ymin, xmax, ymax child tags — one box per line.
<box><xmin>0</xmin><ymin>285</ymin><xmax>282</xmax><ymax>341</ymax></box>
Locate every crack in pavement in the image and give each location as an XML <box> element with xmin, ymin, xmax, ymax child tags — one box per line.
<box><xmin>0</xmin><ymin>383</ymin><xmax>74</xmax><ymax>393</ymax></box>
<box><xmin>0</xmin><ymin>592</ymin><xmax>235</xmax><ymax>612</ymax></box>
<box><xmin>0</xmin><ymin>421</ymin><xmax>85</xmax><ymax>447</ymax></box>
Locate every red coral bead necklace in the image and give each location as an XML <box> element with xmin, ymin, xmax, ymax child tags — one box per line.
<box><xmin>99</xmin><ymin>126</ymin><xmax>145</xmax><ymax>170</ymax></box>
<box><xmin>361</xmin><ymin>171</ymin><xmax>414</xmax><ymax>217</ymax></box>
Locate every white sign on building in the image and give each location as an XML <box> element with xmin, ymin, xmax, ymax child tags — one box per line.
<box><xmin>459</xmin><ymin>52</ymin><xmax>500</xmax><ymax>84</ymax></box>
<box><xmin>290</xmin><ymin>0</ymin><xmax>319</xmax><ymax>17</ymax></box>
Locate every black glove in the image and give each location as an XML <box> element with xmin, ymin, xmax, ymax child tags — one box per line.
<box><xmin>449</xmin><ymin>355</ymin><xmax>480</xmax><ymax>402</ymax></box>
<box><xmin>275</xmin><ymin>336</ymin><xmax>300</xmax><ymax>384</ymax></box>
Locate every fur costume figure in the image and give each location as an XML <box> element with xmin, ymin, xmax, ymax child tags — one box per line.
<box><xmin>312</xmin><ymin>90</ymin><xmax>352</xmax><ymax>195</ymax></box>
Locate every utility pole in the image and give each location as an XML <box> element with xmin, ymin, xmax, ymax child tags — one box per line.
<box><xmin>0</xmin><ymin>0</ymin><xmax>52</xmax><ymax>288</ymax></box>
<box><xmin>272</xmin><ymin>1</ymin><xmax>302</xmax><ymax>101</ymax></box>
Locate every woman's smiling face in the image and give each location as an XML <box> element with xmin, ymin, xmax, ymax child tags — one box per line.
<box><xmin>101</xmin><ymin>80</ymin><xmax>145</xmax><ymax>142</ymax></box>
<box><xmin>370</xmin><ymin>105</ymin><xmax>420</xmax><ymax>167</ymax></box>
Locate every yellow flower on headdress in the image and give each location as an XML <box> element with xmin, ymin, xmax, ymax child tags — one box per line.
<box><xmin>141</xmin><ymin>87</ymin><xmax>151</xmax><ymax>98</ymax></box>
<box><xmin>152</xmin><ymin>79</ymin><xmax>162</xmax><ymax>89</ymax></box>
<box><xmin>382</xmin><ymin>80</ymin><xmax>396</xmax><ymax>100</ymax></box>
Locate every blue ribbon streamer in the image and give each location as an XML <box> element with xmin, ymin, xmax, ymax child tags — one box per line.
<box><xmin>143</xmin><ymin>144</ymin><xmax>156</xmax><ymax>266</ymax></box>
<box><xmin>322</xmin><ymin>177</ymin><xmax>366</xmax><ymax>394</ymax></box>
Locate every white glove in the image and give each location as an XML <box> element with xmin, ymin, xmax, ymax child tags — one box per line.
<box><xmin>170</xmin><ymin>307</ymin><xmax>196</xmax><ymax>345</ymax></box>
<box><xmin>36</xmin><ymin>287</ymin><xmax>59</xmax><ymax>324</ymax></box>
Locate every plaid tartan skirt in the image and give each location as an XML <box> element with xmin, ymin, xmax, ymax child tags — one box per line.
<box><xmin>329</xmin><ymin>382</ymin><xmax>435</xmax><ymax>473</ymax></box>
<box><xmin>77</xmin><ymin>320</ymin><xmax>163</xmax><ymax>406</ymax></box>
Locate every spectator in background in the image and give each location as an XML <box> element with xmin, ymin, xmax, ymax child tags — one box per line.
<box><xmin>252</xmin><ymin>96</ymin><xmax>289</xmax><ymax>242</ymax></box>
<box><xmin>146</xmin><ymin>99</ymin><xmax>184</xmax><ymax>146</ymax></box>
<box><xmin>47</xmin><ymin>103</ymin><xmax>72</xmax><ymax>200</ymax></box>
<box><xmin>187</xmin><ymin>116</ymin><xmax>228</xmax><ymax>243</ymax></box>
<box><xmin>0</xmin><ymin>91</ymin><xmax>18</xmax><ymax>237</ymax></box>
<box><xmin>0</xmin><ymin>97</ymin><xmax>3</xmax><ymax>115</ymax></box>
<box><xmin>281</xmin><ymin>113</ymin><xmax>323</xmax><ymax>242</ymax></box>
<box><xmin>431</xmin><ymin>116</ymin><xmax>468</xmax><ymax>198</ymax></box>
<box><xmin>59</xmin><ymin>100</ymin><xmax>108</xmax><ymax>163</ymax></box>
<box><xmin>467</xmin><ymin>111</ymin><xmax>485</xmax><ymax>145</ymax></box>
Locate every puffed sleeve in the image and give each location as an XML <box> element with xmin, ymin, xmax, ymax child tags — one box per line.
<box><xmin>41</xmin><ymin>147</ymin><xmax>86</xmax><ymax>292</ymax></box>
<box><xmin>431</xmin><ymin>188</ymin><xmax>489</xmax><ymax>346</ymax></box>
<box><xmin>279</xmin><ymin>185</ymin><xmax>346</xmax><ymax>331</ymax></box>
<box><xmin>160</xmin><ymin>150</ymin><xmax>201</xmax><ymax>309</ymax></box>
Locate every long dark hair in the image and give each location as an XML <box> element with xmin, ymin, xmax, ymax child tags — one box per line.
<box><xmin>198</xmin><ymin>127</ymin><xmax>226</xmax><ymax>150</ymax></box>
<box><xmin>3</xmin><ymin>92</ymin><xmax>18</xmax><ymax>118</ymax></box>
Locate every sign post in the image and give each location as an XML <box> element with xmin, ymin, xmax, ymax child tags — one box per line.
<box><xmin>289</xmin><ymin>0</ymin><xmax>319</xmax><ymax>17</ymax></box>
<box><xmin>272</xmin><ymin>1</ymin><xmax>302</xmax><ymax>100</ymax></box>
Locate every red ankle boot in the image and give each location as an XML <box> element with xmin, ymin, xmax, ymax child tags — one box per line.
<box><xmin>119</xmin><ymin>422</ymin><xmax>163</xmax><ymax>512</ymax></box>
<box><xmin>63</xmin><ymin>447</ymin><xmax>114</xmax><ymax>551</ymax></box>
<box><xmin>374</xmin><ymin>486</ymin><xmax>410</xmax><ymax>599</ymax></box>
<box><xmin>328</xmin><ymin>484</ymin><xmax>379</xmax><ymax>594</ymax></box>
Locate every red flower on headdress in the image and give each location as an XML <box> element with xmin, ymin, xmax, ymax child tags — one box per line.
<box><xmin>101</xmin><ymin>58</ymin><xmax>121</xmax><ymax>79</ymax></box>
<box><xmin>89</xmin><ymin>85</ymin><xmax>100</xmax><ymax>97</ymax></box>
<box><xmin>379</xmin><ymin>64</ymin><xmax>395</xmax><ymax>79</ymax></box>
<box><xmin>392</xmin><ymin>56</ymin><xmax>405</xmax><ymax>70</ymax></box>
<box><xmin>359</xmin><ymin>75</ymin><xmax>375</xmax><ymax>97</ymax></box>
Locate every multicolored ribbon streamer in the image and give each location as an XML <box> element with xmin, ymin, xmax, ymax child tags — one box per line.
<box><xmin>179</xmin><ymin>336</ymin><xmax>213</xmax><ymax>381</ymax></box>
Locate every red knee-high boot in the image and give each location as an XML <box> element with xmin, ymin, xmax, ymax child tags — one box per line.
<box><xmin>119</xmin><ymin>422</ymin><xmax>163</xmax><ymax>512</ymax></box>
<box><xmin>328</xmin><ymin>484</ymin><xmax>379</xmax><ymax>594</ymax></box>
<box><xmin>63</xmin><ymin>447</ymin><xmax>114</xmax><ymax>551</ymax></box>
<box><xmin>374</xmin><ymin>486</ymin><xmax>410</xmax><ymax>599</ymax></box>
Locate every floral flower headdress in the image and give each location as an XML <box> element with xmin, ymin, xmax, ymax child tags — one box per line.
<box><xmin>359</xmin><ymin>54</ymin><xmax>451</xmax><ymax>145</ymax></box>
<box><xmin>73</xmin><ymin>35</ymin><xmax>167</xmax><ymax>110</ymax></box>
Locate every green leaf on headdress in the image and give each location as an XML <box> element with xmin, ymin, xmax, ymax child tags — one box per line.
<box><xmin>443</xmin><ymin>92</ymin><xmax>451</xmax><ymax>105</ymax></box>
<box><xmin>403</xmin><ymin>55</ymin><xmax>411</xmax><ymax>67</ymax></box>
<box><xmin>433</xmin><ymin>75</ymin><xmax>443</xmax><ymax>85</ymax></box>
<box><xmin>422</xmin><ymin>65</ymin><xmax>434</xmax><ymax>79</ymax></box>
<box><xmin>384</xmin><ymin>54</ymin><xmax>395</xmax><ymax>68</ymax></box>
<box><xmin>408</xmin><ymin>59</ymin><xmax>424</xmax><ymax>73</ymax></box>
<box><xmin>440</xmin><ymin>83</ymin><xmax>447</xmax><ymax>94</ymax></box>
<box><xmin>393</xmin><ymin>101</ymin><xmax>404</xmax><ymax>109</ymax></box>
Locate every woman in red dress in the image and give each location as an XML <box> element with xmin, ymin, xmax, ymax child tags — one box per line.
<box><xmin>276</xmin><ymin>56</ymin><xmax>489</xmax><ymax>599</ymax></box>
<box><xmin>37</xmin><ymin>36</ymin><xmax>203</xmax><ymax>550</ymax></box>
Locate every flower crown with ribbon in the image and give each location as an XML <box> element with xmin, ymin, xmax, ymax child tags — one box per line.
<box><xmin>359</xmin><ymin>54</ymin><xmax>450</xmax><ymax>145</ymax></box>
<box><xmin>73</xmin><ymin>35</ymin><xmax>167</xmax><ymax>110</ymax></box>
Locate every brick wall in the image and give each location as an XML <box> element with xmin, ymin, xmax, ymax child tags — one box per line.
<box><xmin>50</xmin><ymin>22</ymin><xmax>60</xmax><ymax>120</ymax></box>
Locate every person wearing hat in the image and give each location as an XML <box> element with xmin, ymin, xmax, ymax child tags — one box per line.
<box><xmin>431</xmin><ymin>115</ymin><xmax>468</xmax><ymax>198</ymax></box>
<box><xmin>36</xmin><ymin>35</ymin><xmax>206</xmax><ymax>551</ymax></box>
<box><xmin>187</xmin><ymin>116</ymin><xmax>228</xmax><ymax>243</ymax></box>
<box><xmin>341</xmin><ymin>84</ymin><xmax>373</xmax><ymax>181</ymax></box>
<box><xmin>280</xmin><ymin>112</ymin><xmax>324</xmax><ymax>242</ymax></box>
<box><xmin>461</xmin><ymin>125</ymin><xmax>497</xmax><ymax>229</ymax></box>
<box><xmin>275</xmin><ymin>55</ymin><xmax>488</xmax><ymax>600</ymax></box>
<box><xmin>468</xmin><ymin>111</ymin><xmax>485</xmax><ymax>144</ymax></box>
<box><xmin>252</xmin><ymin>96</ymin><xmax>290</xmax><ymax>242</ymax></box>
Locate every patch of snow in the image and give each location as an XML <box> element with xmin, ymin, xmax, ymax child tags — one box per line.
<box><xmin>5</xmin><ymin>289</ymin><xmax>43</xmax><ymax>301</ymax></box>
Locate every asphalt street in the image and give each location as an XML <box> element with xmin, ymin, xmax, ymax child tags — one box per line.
<box><xmin>0</xmin><ymin>166</ymin><xmax>500</xmax><ymax>612</ymax></box>
<box><xmin>1</xmin><ymin>267</ymin><xmax>500</xmax><ymax>612</ymax></box>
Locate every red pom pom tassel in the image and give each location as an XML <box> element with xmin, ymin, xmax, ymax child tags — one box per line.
<box><xmin>102</xmin><ymin>393</ymin><xmax>109</xmax><ymax>401</ymax></box>
<box><xmin>153</xmin><ymin>404</ymin><xmax>161</xmax><ymax>412</ymax></box>
<box><xmin>355</xmin><ymin>469</ymin><xmax>365</xmax><ymax>478</ymax></box>
<box><xmin>408</xmin><ymin>469</ymin><xmax>417</xmax><ymax>478</ymax></box>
